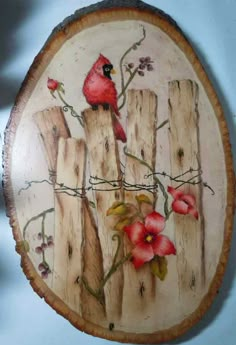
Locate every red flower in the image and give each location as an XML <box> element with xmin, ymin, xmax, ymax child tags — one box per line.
<box><xmin>124</xmin><ymin>211</ymin><xmax>176</xmax><ymax>269</ymax></box>
<box><xmin>47</xmin><ymin>78</ymin><xmax>59</xmax><ymax>91</ymax></box>
<box><xmin>168</xmin><ymin>186</ymin><xmax>199</xmax><ymax>219</ymax></box>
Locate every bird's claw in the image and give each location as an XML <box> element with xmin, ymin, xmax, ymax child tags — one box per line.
<box><xmin>103</xmin><ymin>103</ymin><xmax>110</xmax><ymax>111</ymax></box>
<box><xmin>92</xmin><ymin>105</ymin><xmax>98</xmax><ymax>111</ymax></box>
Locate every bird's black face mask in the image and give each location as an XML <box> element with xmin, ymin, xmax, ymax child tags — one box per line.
<box><xmin>102</xmin><ymin>64</ymin><xmax>113</xmax><ymax>79</ymax></box>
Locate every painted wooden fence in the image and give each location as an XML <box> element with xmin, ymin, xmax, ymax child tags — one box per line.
<box><xmin>33</xmin><ymin>80</ymin><xmax>205</xmax><ymax>325</ymax></box>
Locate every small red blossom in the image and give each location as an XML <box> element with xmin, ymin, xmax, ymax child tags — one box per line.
<box><xmin>168</xmin><ymin>186</ymin><xmax>199</xmax><ymax>220</ymax></box>
<box><xmin>124</xmin><ymin>211</ymin><xmax>176</xmax><ymax>269</ymax></box>
<box><xmin>47</xmin><ymin>78</ymin><xmax>59</xmax><ymax>91</ymax></box>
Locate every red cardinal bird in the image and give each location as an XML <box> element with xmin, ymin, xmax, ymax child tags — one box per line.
<box><xmin>83</xmin><ymin>54</ymin><xmax>127</xmax><ymax>143</ymax></box>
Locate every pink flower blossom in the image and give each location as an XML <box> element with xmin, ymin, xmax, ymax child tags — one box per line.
<box><xmin>168</xmin><ymin>186</ymin><xmax>199</xmax><ymax>219</ymax></box>
<box><xmin>124</xmin><ymin>211</ymin><xmax>176</xmax><ymax>269</ymax></box>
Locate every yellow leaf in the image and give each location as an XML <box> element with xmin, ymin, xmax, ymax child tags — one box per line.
<box><xmin>106</xmin><ymin>202</ymin><xmax>127</xmax><ymax>216</ymax></box>
<box><xmin>135</xmin><ymin>194</ymin><xmax>152</xmax><ymax>205</ymax></box>
<box><xmin>114</xmin><ymin>218</ymin><xmax>131</xmax><ymax>231</ymax></box>
<box><xmin>150</xmin><ymin>256</ymin><xmax>168</xmax><ymax>281</ymax></box>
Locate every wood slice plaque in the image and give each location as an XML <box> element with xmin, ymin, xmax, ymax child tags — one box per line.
<box><xmin>3</xmin><ymin>0</ymin><xmax>235</xmax><ymax>343</ymax></box>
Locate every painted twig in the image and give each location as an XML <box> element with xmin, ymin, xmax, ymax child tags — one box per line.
<box><xmin>118</xmin><ymin>25</ymin><xmax>146</xmax><ymax>110</ymax></box>
<box><xmin>56</xmin><ymin>90</ymin><xmax>84</xmax><ymax>127</ymax></box>
<box><xmin>80</xmin><ymin>234</ymin><xmax>132</xmax><ymax>306</ymax></box>
<box><xmin>23</xmin><ymin>208</ymin><xmax>54</xmax><ymax>240</ymax></box>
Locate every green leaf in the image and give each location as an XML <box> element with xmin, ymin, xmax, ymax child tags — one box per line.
<box><xmin>58</xmin><ymin>83</ymin><xmax>65</xmax><ymax>94</ymax></box>
<box><xmin>114</xmin><ymin>218</ymin><xmax>132</xmax><ymax>231</ymax></box>
<box><xmin>89</xmin><ymin>200</ymin><xmax>96</xmax><ymax>208</ymax></box>
<box><xmin>135</xmin><ymin>194</ymin><xmax>152</xmax><ymax>205</ymax></box>
<box><xmin>150</xmin><ymin>256</ymin><xmax>168</xmax><ymax>281</ymax></box>
<box><xmin>106</xmin><ymin>201</ymin><xmax>128</xmax><ymax>216</ymax></box>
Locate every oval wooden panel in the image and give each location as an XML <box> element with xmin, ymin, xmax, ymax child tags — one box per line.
<box><xmin>3</xmin><ymin>0</ymin><xmax>235</xmax><ymax>343</ymax></box>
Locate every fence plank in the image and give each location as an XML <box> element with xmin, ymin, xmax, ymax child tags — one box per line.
<box><xmin>52</xmin><ymin>138</ymin><xmax>86</xmax><ymax>314</ymax></box>
<box><xmin>81</xmin><ymin>199</ymin><xmax>106</xmax><ymax>322</ymax></box>
<box><xmin>168</xmin><ymin>80</ymin><xmax>205</xmax><ymax>301</ymax></box>
<box><xmin>83</xmin><ymin>106</ymin><xmax>123</xmax><ymax>322</ymax></box>
<box><xmin>122</xmin><ymin>89</ymin><xmax>158</xmax><ymax>315</ymax></box>
<box><xmin>34</xmin><ymin>107</ymin><xmax>70</xmax><ymax>175</ymax></box>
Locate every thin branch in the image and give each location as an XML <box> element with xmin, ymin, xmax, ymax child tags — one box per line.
<box><xmin>123</xmin><ymin>146</ymin><xmax>169</xmax><ymax>215</ymax></box>
<box><xmin>118</xmin><ymin>67</ymin><xmax>139</xmax><ymax>110</ymax></box>
<box><xmin>80</xmin><ymin>234</ymin><xmax>131</xmax><ymax>305</ymax></box>
<box><xmin>118</xmin><ymin>25</ymin><xmax>146</xmax><ymax>110</ymax></box>
<box><xmin>18</xmin><ymin>179</ymin><xmax>53</xmax><ymax>194</ymax></box>
<box><xmin>23</xmin><ymin>208</ymin><xmax>54</xmax><ymax>240</ymax></box>
<box><xmin>56</xmin><ymin>90</ymin><xmax>84</xmax><ymax>127</ymax></box>
<box><xmin>80</xmin><ymin>277</ymin><xmax>104</xmax><ymax>305</ymax></box>
<box><xmin>111</xmin><ymin>234</ymin><xmax>121</xmax><ymax>268</ymax></box>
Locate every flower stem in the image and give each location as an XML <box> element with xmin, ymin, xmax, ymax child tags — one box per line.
<box><xmin>18</xmin><ymin>179</ymin><xmax>53</xmax><ymax>194</ymax></box>
<box><xmin>118</xmin><ymin>67</ymin><xmax>139</xmax><ymax>110</ymax></box>
<box><xmin>23</xmin><ymin>208</ymin><xmax>54</xmax><ymax>240</ymax></box>
<box><xmin>123</xmin><ymin>146</ymin><xmax>169</xmax><ymax>215</ymax></box>
<box><xmin>100</xmin><ymin>252</ymin><xmax>132</xmax><ymax>291</ymax></box>
<box><xmin>166</xmin><ymin>209</ymin><xmax>173</xmax><ymax>220</ymax></box>
<box><xmin>80</xmin><ymin>277</ymin><xmax>104</xmax><ymax>305</ymax></box>
<box><xmin>80</xmin><ymin>234</ymin><xmax>132</xmax><ymax>305</ymax></box>
<box><xmin>118</xmin><ymin>25</ymin><xmax>146</xmax><ymax>110</ymax></box>
<box><xmin>41</xmin><ymin>214</ymin><xmax>49</xmax><ymax>268</ymax></box>
<box><xmin>56</xmin><ymin>90</ymin><xmax>84</xmax><ymax>127</ymax></box>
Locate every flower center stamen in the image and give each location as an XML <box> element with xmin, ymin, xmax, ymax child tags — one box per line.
<box><xmin>145</xmin><ymin>234</ymin><xmax>154</xmax><ymax>243</ymax></box>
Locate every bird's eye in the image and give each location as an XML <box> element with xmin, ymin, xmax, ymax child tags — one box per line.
<box><xmin>105</xmin><ymin>68</ymin><xmax>110</xmax><ymax>71</ymax></box>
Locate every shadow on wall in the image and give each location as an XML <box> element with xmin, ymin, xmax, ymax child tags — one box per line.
<box><xmin>0</xmin><ymin>0</ymin><xmax>38</xmax><ymax>109</ymax></box>
<box><xmin>0</xmin><ymin>0</ymin><xmax>41</xmax><ymax>212</ymax></box>
<box><xmin>0</xmin><ymin>1</ymin><xmax>42</xmax><ymax>328</ymax></box>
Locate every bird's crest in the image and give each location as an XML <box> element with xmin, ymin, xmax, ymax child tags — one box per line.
<box><xmin>92</xmin><ymin>54</ymin><xmax>112</xmax><ymax>71</ymax></box>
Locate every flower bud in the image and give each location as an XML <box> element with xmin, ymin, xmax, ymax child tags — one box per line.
<box><xmin>41</xmin><ymin>271</ymin><xmax>48</xmax><ymax>279</ymax></box>
<box><xmin>38</xmin><ymin>263</ymin><xmax>45</xmax><ymax>271</ymax></box>
<box><xmin>145</xmin><ymin>56</ymin><xmax>151</xmax><ymax>63</ymax></box>
<box><xmin>35</xmin><ymin>246</ymin><xmax>43</xmax><ymax>254</ymax></box>
<box><xmin>147</xmin><ymin>64</ymin><xmax>154</xmax><ymax>71</ymax></box>
<box><xmin>139</xmin><ymin>63</ymin><xmax>146</xmax><ymax>70</ymax></box>
<box><xmin>41</xmin><ymin>243</ymin><xmax>48</xmax><ymax>250</ymax></box>
<box><xmin>47</xmin><ymin>78</ymin><xmax>59</xmax><ymax>91</ymax></box>
<box><xmin>138</xmin><ymin>71</ymin><xmax>145</xmax><ymax>76</ymax></box>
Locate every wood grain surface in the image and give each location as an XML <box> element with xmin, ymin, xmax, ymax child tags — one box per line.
<box><xmin>122</xmin><ymin>89</ymin><xmax>157</xmax><ymax>316</ymax></box>
<box><xmin>168</xmin><ymin>80</ymin><xmax>205</xmax><ymax>302</ymax></box>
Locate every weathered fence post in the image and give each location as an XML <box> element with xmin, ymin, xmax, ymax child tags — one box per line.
<box><xmin>168</xmin><ymin>80</ymin><xmax>205</xmax><ymax>302</ymax></box>
<box><xmin>81</xmin><ymin>199</ymin><xmax>106</xmax><ymax>322</ymax></box>
<box><xmin>35</xmin><ymin>107</ymin><xmax>105</xmax><ymax>322</ymax></box>
<box><xmin>52</xmin><ymin>138</ymin><xmax>86</xmax><ymax>314</ymax></box>
<box><xmin>122</xmin><ymin>89</ymin><xmax>158</xmax><ymax>315</ymax></box>
<box><xmin>83</xmin><ymin>106</ymin><xmax>124</xmax><ymax>322</ymax></box>
<box><xmin>34</xmin><ymin>107</ymin><xmax>71</xmax><ymax>174</ymax></box>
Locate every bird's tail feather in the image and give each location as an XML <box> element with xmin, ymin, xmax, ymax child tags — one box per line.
<box><xmin>113</xmin><ymin>116</ymin><xmax>127</xmax><ymax>143</ymax></box>
<box><xmin>113</xmin><ymin>104</ymin><xmax>121</xmax><ymax>118</ymax></box>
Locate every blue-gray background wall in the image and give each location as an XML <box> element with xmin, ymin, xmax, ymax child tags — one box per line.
<box><xmin>0</xmin><ymin>1</ymin><xmax>235</xmax><ymax>344</ymax></box>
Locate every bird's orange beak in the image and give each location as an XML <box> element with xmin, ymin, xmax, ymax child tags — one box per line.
<box><xmin>111</xmin><ymin>68</ymin><xmax>116</xmax><ymax>74</ymax></box>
